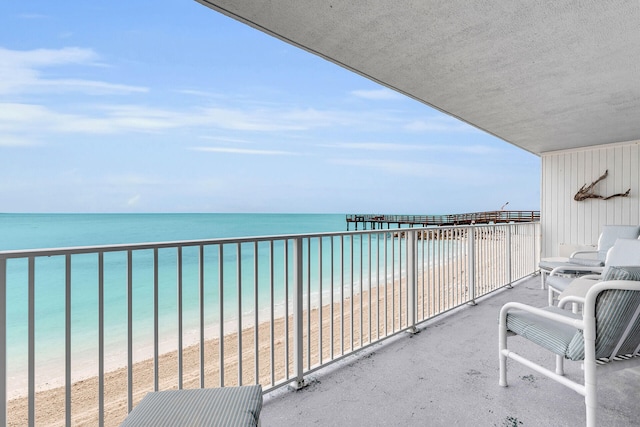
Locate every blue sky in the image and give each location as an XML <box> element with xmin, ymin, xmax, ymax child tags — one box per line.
<box><xmin>1</xmin><ymin>1</ymin><xmax>540</xmax><ymax>214</ymax></box>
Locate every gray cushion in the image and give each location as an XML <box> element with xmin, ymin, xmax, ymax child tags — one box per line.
<box><xmin>120</xmin><ymin>385</ymin><xmax>263</xmax><ymax>427</ymax></box>
<box><xmin>568</xmin><ymin>258</ymin><xmax>604</xmax><ymax>267</ymax></box>
<box><xmin>597</xmin><ymin>225</ymin><xmax>640</xmax><ymax>261</ymax></box>
<box><xmin>566</xmin><ymin>289</ymin><xmax>640</xmax><ymax>360</ymax></box>
<box><xmin>602</xmin><ymin>239</ymin><xmax>640</xmax><ymax>277</ymax></box>
<box><xmin>506</xmin><ymin>306</ymin><xmax>581</xmax><ymax>358</ymax></box>
<box><xmin>546</xmin><ymin>275</ymin><xmax>573</xmax><ymax>292</ymax></box>
<box><xmin>602</xmin><ymin>266</ymin><xmax>640</xmax><ymax>281</ymax></box>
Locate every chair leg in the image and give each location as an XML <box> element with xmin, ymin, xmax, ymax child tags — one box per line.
<box><xmin>555</xmin><ymin>355</ymin><xmax>564</xmax><ymax>376</ymax></box>
<box><xmin>499</xmin><ymin>316</ymin><xmax>508</xmax><ymax>386</ymax></box>
<box><xmin>571</xmin><ymin>302</ymin><xmax>580</xmax><ymax>314</ymax></box>
<box><xmin>583</xmin><ymin>323</ymin><xmax>597</xmax><ymax>427</ymax></box>
<box><xmin>540</xmin><ymin>271</ymin><xmax>547</xmax><ymax>289</ymax></box>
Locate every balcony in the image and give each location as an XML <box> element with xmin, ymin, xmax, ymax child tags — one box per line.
<box><xmin>261</xmin><ymin>274</ymin><xmax>640</xmax><ymax>426</ymax></box>
<box><xmin>8</xmin><ymin>222</ymin><xmax>636</xmax><ymax>426</ymax></box>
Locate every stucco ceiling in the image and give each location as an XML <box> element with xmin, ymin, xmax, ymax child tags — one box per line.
<box><xmin>195</xmin><ymin>0</ymin><xmax>640</xmax><ymax>155</ymax></box>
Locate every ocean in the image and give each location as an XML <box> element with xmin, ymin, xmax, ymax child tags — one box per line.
<box><xmin>0</xmin><ymin>213</ymin><xmax>379</xmax><ymax>395</ymax></box>
<box><xmin>0</xmin><ymin>213</ymin><xmax>347</xmax><ymax>251</ymax></box>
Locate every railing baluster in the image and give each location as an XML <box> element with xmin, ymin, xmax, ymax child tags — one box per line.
<box><xmin>218</xmin><ymin>245</ymin><xmax>224</xmax><ymax>387</ymax></box>
<box><xmin>407</xmin><ymin>230</ymin><xmax>416</xmax><ymax>333</ymax></box>
<box><xmin>340</xmin><ymin>236</ymin><xmax>344</xmax><ymax>355</ymax></box>
<box><xmin>269</xmin><ymin>241</ymin><xmax>275</xmax><ymax>386</ymax></box>
<box><xmin>383</xmin><ymin>232</ymin><xmax>388</xmax><ymax>336</ymax></box>
<box><xmin>506</xmin><ymin>225</ymin><xmax>513</xmax><ymax>288</ymax></box>
<box><xmin>199</xmin><ymin>244</ymin><xmax>205</xmax><ymax>387</ymax></box>
<box><xmin>306</xmin><ymin>238</ymin><xmax>311</xmax><ymax>369</ymax></box>
<box><xmin>368</xmin><ymin>234</ymin><xmax>372</xmax><ymax>344</ymax></box>
<box><xmin>177</xmin><ymin>247</ymin><xmax>183</xmax><ymax>389</ymax></box>
<box><xmin>392</xmin><ymin>233</ymin><xmax>396</xmax><ymax>332</ymax></box>
<box><xmin>359</xmin><ymin>234</ymin><xmax>363</xmax><ymax>346</ymax></box>
<box><xmin>468</xmin><ymin>226</ymin><xmax>476</xmax><ymax>305</ymax></box>
<box><xmin>350</xmin><ymin>235</ymin><xmax>354</xmax><ymax>350</ymax></box>
<box><xmin>400</xmin><ymin>232</ymin><xmax>405</xmax><ymax>328</ymax></box>
<box><xmin>236</xmin><ymin>243</ymin><xmax>242</xmax><ymax>386</ymax></box>
<box><xmin>253</xmin><ymin>241</ymin><xmax>259</xmax><ymax>385</ymax></box>
<box><xmin>153</xmin><ymin>249</ymin><xmax>159</xmax><ymax>392</ymax></box>
<box><xmin>127</xmin><ymin>250</ymin><xmax>133</xmax><ymax>412</ymax></box>
<box><xmin>65</xmin><ymin>254</ymin><xmax>72</xmax><ymax>427</ymax></box>
<box><xmin>420</xmin><ymin>232</ymin><xmax>425</xmax><ymax>321</ymax></box>
<box><xmin>28</xmin><ymin>256</ymin><xmax>35</xmax><ymax>427</ymax></box>
<box><xmin>318</xmin><ymin>237</ymin><xmax>323</xmax><ymax>365</ymax></box>
<box><xmin>0</xmin><ymin>258</ymin><xmax>5</xmax><ymax>427</ymax></box>
<box><xmin>293</xmin><ymin>238</ymin><xmax>305</xmax><ymax>389</ymax></box>
<box><xmin>284</xmin><ymin>240</ymin><xmax>289</xmax><ymax>380</ymax></box>
<box><xmin>376</xmin><ymin>233</ymin><xmax>380</xmax><ymax>340</ymax></box>
<box><xmin>330</xmin><ymin>237</ymin><xmax>334</xmax><ymax>359</ymax></box>
<box><xmin>98</xmin><ymin>253</ymin><xmax>105</xmax><ymax>427</ymax></box>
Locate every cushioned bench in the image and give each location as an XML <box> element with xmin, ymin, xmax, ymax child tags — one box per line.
<box><xmin>120</xmin><ymin>385</ymin><xmax>263</xmax><ymax>427</ymax></box>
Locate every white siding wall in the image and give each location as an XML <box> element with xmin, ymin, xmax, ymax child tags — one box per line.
<box><xmin>541</xmin><ymin>139</ymin><xmax>640</xmax><ymax>257</ymax></box>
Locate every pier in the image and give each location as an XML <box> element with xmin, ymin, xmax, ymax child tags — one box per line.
<box><xmin>345</xmin><ymin>210</ymin><xmax>540</xmax><ymax>230</ymax></box>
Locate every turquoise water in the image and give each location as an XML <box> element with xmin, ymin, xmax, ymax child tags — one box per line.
<box><xmin>0</xmin><ymin>213</ymin><xmax>346</xmax><ymax>250</ymax></box>
<box><xmin>1</xmin><ymin>213</ymin><xmax>356</xmax><ymax>391</ymax></box>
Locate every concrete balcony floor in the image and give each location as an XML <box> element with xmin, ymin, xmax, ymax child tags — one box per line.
<box><xmin>260</xmin><ymin>276</ymin><xmax>640</xmax><ymax>426</ymax></box>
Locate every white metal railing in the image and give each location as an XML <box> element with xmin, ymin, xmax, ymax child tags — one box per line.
<box><xmin>0</xmin><ymin>222</ymin><xmax>540</xmax><ymax>426</ymax></box>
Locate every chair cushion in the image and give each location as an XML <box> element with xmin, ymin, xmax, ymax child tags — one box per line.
<box><xmin>506</xmin><ymin>306</ymin><xmax>582</xmax><ymax>358</ymax></box>
<box><xmin>568</xmin><ymin>258</ymin><xmax>604</xmax><ymax>267</ymax></box>
<box><xmin>566</xmin><ymin>289</ymin><xmax>640</xmax><ymax>360</ymax></box>
<box><xmin>546</xmin><ymin>275</ymin><xmax>574</xmax><ymax>292</ymax></box>
<box><xmin>120</xmin><ymin>385</ymin><xmax>263</xmax><ymax>427</ymax></box>
<box><xmin>602</xmin><ymin>239</ymin><xmax>640</xmax><ymax>277</ymax></box>
<box><xmin>597</xmin><ymin>225</ymin><xmax>640</xmax><ymax>261</ymax></box>
<box><xmin>602</xmin><ymin>266</ymin><xmax>640</xmax><ymax>281</ymax></box>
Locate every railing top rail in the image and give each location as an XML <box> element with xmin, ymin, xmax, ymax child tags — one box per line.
<box><xmin>0</xmin><ymin>222</ymin><xmax>539</xmax><ymax>259</ymax></box>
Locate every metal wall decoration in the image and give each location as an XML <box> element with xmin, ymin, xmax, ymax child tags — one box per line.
<box><xmin>574</xmin><ymin>170</ymin><xmax>631</xmax><ymax>201</ymax></box>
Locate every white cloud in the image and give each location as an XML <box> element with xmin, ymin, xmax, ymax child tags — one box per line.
<box><xmin>0</xmin><ymin>100</ymin><xmax>376</xmax><ymax>140</ymax></box>
<box><xmin>106</xmin><ymin>174</ymin><xmax>162</xmax><ymax>186</ymax></box>
<box><xmin>351</xmin><ymin>88</ymin><xmax>403</xmax><ymax>100</ymax></box>
<box><xmin>320</xmin><ymin>142</ymin><xmax>425</xmax><ymax>151</ymax></box>
<box><xmin>404</xmin><ymin>116</ymin><xmax>477</xmax><ymax>133</ymax></box>
<box><xmin>190</xmin><ymin>146</ymin><xmax>301</xmax><ymax>156</ymax></box>
<box><xmin>0</xmin><ymin>48</ymin><xmax>479</xmax><ymax>148</ymax></box>
<box><xmin>0</xmin><ymin>134</ymin><xmax>37</xmax><ymax>146</ymax></box>
<box><xmin>127</xmin><ymin>195</ymin><xmax>141</xmax><ymax>206</ymax></box>
<box><xmin>319</xmin><ymin>141</ymin><xmax>499</xmax><ymax>155</ymax></box>
<box><xmin>330</xmin><ymin>158</ymin><xmax>465</xmax><ymax>178</ymax></box>
<box><xmin>175</xmin><ymin>89</ymin><xmax>226</xmax><ymax>98</ymax></box>
<box><xmin>198</xmin><ymin>136</ymin><xmax>252</xmax><ymax>144</ymax></box>
<box><xmin>0</xmin><ymin>47</ymin><xmax>147</xmax><ymax>95</ymax></box>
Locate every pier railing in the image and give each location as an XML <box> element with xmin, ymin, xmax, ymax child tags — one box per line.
<box><xmin>346</xmin><ymin>211</ymin><xmax>540</xmax><ymax>229</ymax></box>
<box><xmin>0</xmin><ymin>222</ymin><xmax>540</xmax><ymax>426</ymax></box>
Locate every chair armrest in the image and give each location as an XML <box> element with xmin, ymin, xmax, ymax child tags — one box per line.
<box><xmin>558</xmin><ymin>295</ymin><xmax>586</xmax><ymax>309</ymax></box>
<box><xmin>499</xmin><ymin>302</ymin><xmax>584</xmax><ymax>330</ymax></box>
<box><xmin>569</xmin><ymin>249</ymin><xmax>597</xmax><ymax>259</ymax></box>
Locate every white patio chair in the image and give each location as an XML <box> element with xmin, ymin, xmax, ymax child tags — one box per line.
<box><xmin>546</xmin><ymin>238</ymin><xmax>640</xmax><ymax>306</ymax></box>
<box><xmin>499</xmin><ymin>278</ymin><xmax>640</xmax><ymax>427</ymax></box>
<box><xmin>538</xmin><ymin>225</ymin><xmax>640</xmax><ymax>288</ymax></box>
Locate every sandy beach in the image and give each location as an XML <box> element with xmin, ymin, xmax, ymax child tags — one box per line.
<box><xmin>7</xmin><ymin>233</ymin><xmax>510</xmax><ymax>427</ymax></box>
